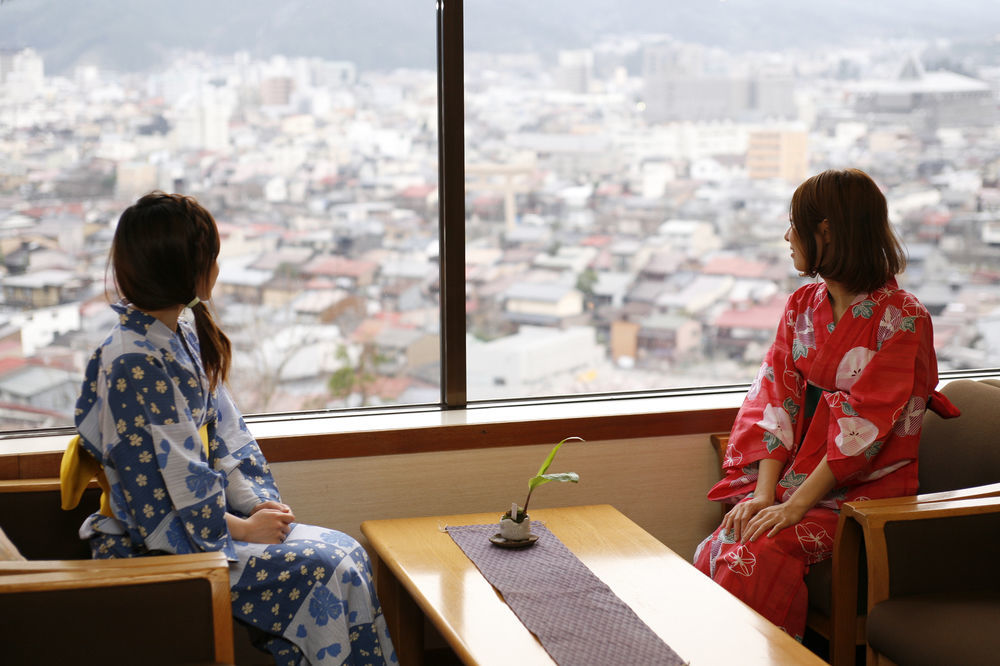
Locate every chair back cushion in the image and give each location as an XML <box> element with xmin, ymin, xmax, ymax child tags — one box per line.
<box><xmin>0</xmin><ymin>486</ymin><xmax>98</xmax><ymax>559</ymax></box>
<box><xmin>918</xmin><ymin>379</ymin><xmax>1000</xmax><ymax>493</ymax></box>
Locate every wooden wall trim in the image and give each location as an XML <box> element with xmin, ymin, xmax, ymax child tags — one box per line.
<box><xmin>0</xmin><ymin>405</ymin><xmax>739</xmax><ymax>480</ymax></box>
<box><xmin>259</xmin><ymin>406</ymin><xmax>739</xmax><ymax>462</ymax></box>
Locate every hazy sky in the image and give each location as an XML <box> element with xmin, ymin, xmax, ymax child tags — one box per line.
<box><xmin>1</xmin><ymin>0</ymin><xmax>998</xmax><ymax>72</ymax></box>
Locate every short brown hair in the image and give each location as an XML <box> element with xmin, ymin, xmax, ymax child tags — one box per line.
<box><xmin>790</xmin><ymin>168</ymin><xmax>906</xmax><ymax>294</ymax></box>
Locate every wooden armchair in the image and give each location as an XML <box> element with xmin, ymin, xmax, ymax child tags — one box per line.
<box><xmin>0</xmin><ymin>478</ymin><xmax>273</xmax><ymax>665</ymax></box>
<box><xmin>0</xmin><ymin>551</ymin><xmax>235</xmax><ymax>665</ymax></box>
<box><xmin>833</xmin><ymin>483</ymin><xmax>1000</xmax><ymax>665</ymax></box>
<box><xmin>711</xmin><ymin>377</ymin><xmax>1000</xmax><ymax>665</ymax></box>
<box><xmin>829</xmin><ymin>378</ymin><xmax>1000</xmax><ymax>665</ymax></box>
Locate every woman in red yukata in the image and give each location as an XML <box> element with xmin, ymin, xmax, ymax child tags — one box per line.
<box><xmin>693</xmin><ymin>168</ymin><xmax>957</xmax><ymax>640</ymax></box>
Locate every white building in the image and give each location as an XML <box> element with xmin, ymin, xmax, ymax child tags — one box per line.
<box><xmin>656</xmin><ymin>219</ymin><xmax>721</xmax><ymax>257</ymax></box>
<box><xmin>467</xmin><ymin>326</ymin><xmax>604</xmax><ymax>397</ymax></box>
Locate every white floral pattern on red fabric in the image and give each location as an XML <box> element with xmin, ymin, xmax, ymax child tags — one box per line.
<box><xmin>794</xmin><ymin>521</ymin><xmax>832</xmax><ymax>564</ymax></box>
<box><xmin>876</xmin><ymin>305</ymin><xmax>903</xmax><ymax>347</ymax></box>
<box><xmin>835</xmin><ymin>416</ymin><xmax>879</xmax><ymax>456</ymax></box>
<box><xmin>756</xmin><ymin>403</ymin><xmax>794</xmax><ymax>451</ymax></box>
<box><xmin>725</xmin><ymin>545</ymin><xmax>757</xmax><ymax>577</ymax></box>
<box><xmin>747</xmin><ymin>364</ymin><xmax>769</xmax><ymax>400</ymax></box>
<box><xmin>795</xmin><ymin>309</ymin><xmax>815</xmax><ymax>346</ymax></box>
<box><xmin>892</xmin><ymin>396</ymin><xmax>926</xmax><ymax>437</ymax></box>
<box><xmin>835</xmin><ymin>346</ymin><xmax>876</xmax><ymax>391</ymax></box>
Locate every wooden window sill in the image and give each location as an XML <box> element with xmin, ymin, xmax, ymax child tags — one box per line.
<box><xmin>0</xmin><ymin>389</ymin><xmax>745</xmax><ymax>480</ymax></box>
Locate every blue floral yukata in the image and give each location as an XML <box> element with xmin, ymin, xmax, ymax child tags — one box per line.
<box><xmin>74</xmin><ymin>302</ymin><xmax>395</xmax><ymax>666</ymax></box>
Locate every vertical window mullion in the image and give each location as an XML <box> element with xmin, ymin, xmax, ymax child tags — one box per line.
<box><xmin>436</xmin><ymin>0</ymin><xmax>467</xmax><ymax>408</ymax></box>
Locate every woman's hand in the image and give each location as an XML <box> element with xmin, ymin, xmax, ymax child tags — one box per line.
<box><xmin>721</xmin><ymin>458</ymin><xmax>783</xmax><ymax>542</ymax></box>
<box><xmin>742</xmin><ymin>501</ymin><xmax>808</xmax><ymax>542</ymax></box>
<box><xmin>251</xmin><ymin>500</ymin><xmax>293</xmax><ymax>517</ymax></box>
<box><xmin>722</xmin><ymin>495</ymin><xmax>775</xmax><ymax>543</ymax></box>
<box><xmin>741</xmin><ymin>457</ymin><xmax>837</xmax><ymax>542</ymax></box>
<box><xmin>226</xmin><ymin>509</ymin><xmax>295</xmax><ymax>544</ymax></box>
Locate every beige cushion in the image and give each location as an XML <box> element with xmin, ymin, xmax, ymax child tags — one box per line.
<box><xmin>919</xmin><ymin>379</ymin><xmax>1000</xmax><ymax>493</ymax></box>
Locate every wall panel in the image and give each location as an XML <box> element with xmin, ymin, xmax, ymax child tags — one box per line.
<box><xmin>271</xmin><ymin>433</ymin><xmax>722</xmax><ymax>561</ymax></box>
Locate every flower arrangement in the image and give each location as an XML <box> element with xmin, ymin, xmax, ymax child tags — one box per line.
<box><xmin>498</xmin><ymin>436</ymin><xmax>582</xmax><ymax>541</ymax></box>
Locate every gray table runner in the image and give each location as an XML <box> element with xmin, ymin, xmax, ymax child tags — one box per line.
<box><xmin>446</xmin><ymin>522</ymin><xmax>686</xmax><ymax>665</ymax></box>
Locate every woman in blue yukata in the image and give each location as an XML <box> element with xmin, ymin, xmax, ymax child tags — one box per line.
<box><xmin>74</xmin><ymin>192</ymin><xmax>396</xmax><ymax>666</ymax></box>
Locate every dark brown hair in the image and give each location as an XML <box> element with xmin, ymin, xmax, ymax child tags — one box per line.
<box><xmin>790</xmin><ymin>168</ymin><xmax>906</xmax><ymax>295</ymax></box>
<box><xmin>110</xmin><ymin>192</ymin><xmax>231</xmax><ymax>390</ymax></box>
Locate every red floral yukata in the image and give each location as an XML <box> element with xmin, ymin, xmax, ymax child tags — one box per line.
<box><xmin>694</xmin><ymin>278</ymin><xmax>953</xmax><ymax>640</ymax></box>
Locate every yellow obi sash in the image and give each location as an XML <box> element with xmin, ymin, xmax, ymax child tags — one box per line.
<box><xmin>60</xmin><ymin>425</ymin><xmax>210</xmax><ymax>517</ymax></box>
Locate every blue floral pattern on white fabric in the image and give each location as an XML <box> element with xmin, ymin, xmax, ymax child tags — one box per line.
<box><xmin>74</xmin><ymin>302</ymin><xmax>395</xmax><ymax>665</ymax></box>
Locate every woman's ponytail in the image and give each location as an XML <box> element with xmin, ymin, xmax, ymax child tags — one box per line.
<box><xmin>190</xmin><ymin>298</ymin><xmax>231</xmax><ymax>392</ymax></box>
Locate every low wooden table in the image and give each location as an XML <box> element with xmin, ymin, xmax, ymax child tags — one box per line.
<box><xmin>361</xmin><ymin>504</ymin><xmax>824</xmax><ymax>665</ymax></box>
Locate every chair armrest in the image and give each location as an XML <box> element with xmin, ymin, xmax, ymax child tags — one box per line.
<box><xmin>830</xmin><ymin>491</ymin><xmax>1000</xmax><ymax>666</ymax></box>
<box><xmin>0</xmin><ymin>550</ymin><xmax>229</xmax><ymax>574</ymax></box>
<box><xmin>841</xmin><ymin>494</ymin><xmax>1000</xmax><ymax>612</ymax></box>
<box><xmin>841</xmin><ymin>481</ymin><xmax>1000</xmax><ymax>512</ymax></box>
<box><xmin>0</xmin><ymin>552</ymin><xmax>234</xmax><ymax>664</ymax></box>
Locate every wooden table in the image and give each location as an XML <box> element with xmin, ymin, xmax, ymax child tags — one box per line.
<box><xmin>361</xmin><ymin>504</ymin><xmax>825</xmax><ymax>665</ymax></box>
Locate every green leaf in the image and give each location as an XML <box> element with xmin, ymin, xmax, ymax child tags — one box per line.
<box><xmin>779</xmin><ymin>468</ymin><xmax>808</xmax><ymax>488</ymax></box>
<box><xmin>528</xmin><ymin>471</ymin><xmax>580</xmax><ymax>492</ymax></box>
<box><xmin>763</xmin><ymin>432</ymin><xmax>781</xmax><ymax>453</ymax></box>
<box><xmin>851</xmin><ymin>300</ymin><xmax>876</xmax><ymax>319</ymax></box>
<box><xmin>901</xmin><ymin>316</ymin><xmax>917</xmax><ymax>332</ymax></box>
<box><xmin>864</xmin><ymin>440</ymin><xmax>883</xmax><ymax>460</ymax></box>
<box><xmin>523</xmin><ymin>437</ymin><xmax>583</xmax><ymax>512</ymax></box>
<box><xmin>792</xmin><ymin>339</ymin><xmax>808</xmax><ymax>360</ymax></box>
<box><xmin>841</xmin><ymin>401</ymin><xmax>858</xmax><ymax>416</ymax></box>
<box><xmin>534</xmin><ymin>436</ymin><xmax>583</xmax><ymax>478</ymax></box>
<box><xmin>783</xmin><ymin>397</ymin><xmax>800</xmax><ymax>421</ymax></box>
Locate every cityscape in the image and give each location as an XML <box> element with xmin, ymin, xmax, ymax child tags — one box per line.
<box><xmin>1</xmin><ymin>14</ymin><xmax>999</xmax><ymax>432</ymax></box>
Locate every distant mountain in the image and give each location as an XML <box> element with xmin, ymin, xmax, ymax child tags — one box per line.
<box><xmin>0</xmin><ymin>0</ymin><xmax>997</xmax><ymax>74</ymax></box>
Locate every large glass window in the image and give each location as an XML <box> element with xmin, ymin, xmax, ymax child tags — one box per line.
<box><xmin>463</xmin><ymin>1</ymin><xmax>1000</xmax><ymax>400</ymax></box>
<box><xmin>0</xmin><ymin>2</ymin><xmax>438</xmax><ymax>431</ymax></box>
<box><xmin>0</xmin><ymin>1</ymin><xmax>998</xmax><ymax>435</ymax></box>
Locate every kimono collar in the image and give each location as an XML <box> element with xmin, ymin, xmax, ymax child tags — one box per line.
<box><xmin>111</xmin><ymin>301</ymin><xmax>181</xmax><ymax>349</ymax></box>
<box><xmin>810</xmin><ymin>277</ymin><xmax>900</xmax><ymax>311</ymax></box>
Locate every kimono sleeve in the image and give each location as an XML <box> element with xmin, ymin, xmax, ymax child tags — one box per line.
<box><xmin>105</xmin><ymin>353</ymin><xmax>236</xmax><ymax>558</ymax></box>
<box><xmin>209</xmin><ymin>384</ymin><xmax>282</xmax><ymax>517</ymax></box>
<box><xmin>708</xmin><ymin>294</ymin><xmax>805</xmax><ymax>502</ymax></box>
<box><xmin>820</xmin><ymin>304</ymin><xmax>933</xmax><ymax>484</ymax></box>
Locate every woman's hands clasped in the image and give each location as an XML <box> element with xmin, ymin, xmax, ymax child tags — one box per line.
<box><xmin>226</xmin><ymin>501</ymin><xmax>296</xmax><ymax>544</ymax></box>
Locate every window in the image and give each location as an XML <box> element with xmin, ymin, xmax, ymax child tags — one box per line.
<box><xmin>0</xmin><ymin>2</ymin><xmax>439</xmax><ymax>432</ymax></box>
<box><xmin>461</xmin><ymin>1</ymin><xmax>1000</xmax><ymax>400</ymax></box>
<box><xmin>0</xmin><ymin>1</ymin><xmax>998</xmax><ymax>437</ymax></box>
